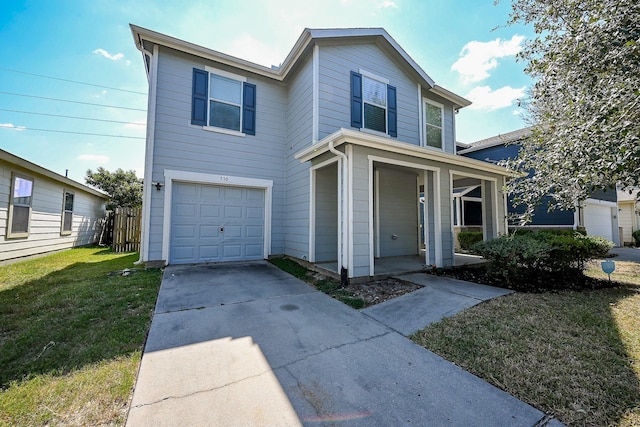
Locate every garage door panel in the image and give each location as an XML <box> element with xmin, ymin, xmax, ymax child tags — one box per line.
<box><xmin>173</xmin><ymin>225</ymin><xmax>196</xmax><ymax>238</ymax></box>
<box><xmin>172</xmin><ymin>246</ymin><xmax>195</xmax><ymax>262</ymax></box>
<box><xmin>175</xmin><ymin>204</ymin><xmax>197</xmax><ymax>218</ymax></box>
<box><xmin>246</xmin><ymin>225</ymin><xmax>263</xmax><ymax>238</ymax></box>
<box><xmin>245</xmin><ymin>244</ymin><xmax>263</xmax><ymax>257</ymax></box>
<box><xmin>170</xmin><ymin>182</ymin><xmax>266</xmax><ymax>264</ymax></box>
<box><xmin>247</xmin><ymin>188</ymin><xmax>264</xmax><ymax>201</ymax></box>
<box><xmin>246</xmin><ymin>207</ymin><xmax>264</xmax><ymax>218</ymax></box>
<box><xmin>199</xmin><ymin>246</ymin><xmax>219</xmax><ymax>259</ymax></box>
<box><xmin>201</xmin><ymin>186</ymin><xmax>221</xmax><ymax>198</ymax></box>
<box><xmin>200</xmin><ymin>225</ymin><xmax>220</xmax><ymax>238</ymax></box>
<box><xmin>200</xmin><ymin>204</ymin><xmax>221</xmax><ymax>218</ymax></box>
<box><xmin>224</xmin><ymin>187</ymin><xmax>243</xmax><ymax>199</ymax></box>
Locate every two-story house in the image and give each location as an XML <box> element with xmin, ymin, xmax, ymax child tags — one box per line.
<box><xmin>130</xmin><ymin>25</ymin><xmax>511</xmax><ymax>279</ymax></box>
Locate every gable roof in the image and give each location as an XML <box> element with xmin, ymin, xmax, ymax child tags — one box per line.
<box><xmin>457</xmin><ymin>126</ymin><xmax>533</xmax><ymax>155</ymax></box>
<box><xmin>0</xmin><ymin>149</ymin><xmax>108</xmax><ymax>198</ymax></box>
<box><xmin>130</xmin><ymin>25</ymin><xmax>471</xmax><ymax>109</ymax></box>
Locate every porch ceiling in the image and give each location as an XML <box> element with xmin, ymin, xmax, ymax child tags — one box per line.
<box><xmin>295</xmin><ymin>128</ymin><xmax>513</xmax><ymax>177</ymax></box>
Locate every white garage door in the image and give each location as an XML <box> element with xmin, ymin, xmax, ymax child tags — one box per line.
<box><xmin>170</xmin><ymin>182</ymin><xmax>265</xmax><ymax>264</ymax></box>
<box><xmin>584</xmin><ymin>203</ymin><xmax>613</xmax><ymax>242</ymax></box>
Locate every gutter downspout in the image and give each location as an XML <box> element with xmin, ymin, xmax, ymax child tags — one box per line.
<box><xmin>328</xmin><ymin>139</ymin><xmax>349</xmax><ymax>285</ymax></box>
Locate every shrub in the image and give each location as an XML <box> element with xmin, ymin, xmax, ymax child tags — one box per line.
<box><xmin>458</xmin><ymin>231</ymin><xmax>483</xmax><ymax>251</ymax></box>
<box><xmin>582</xmin><ymin>235</ymin><xmax>614</xmax><ymax>258</ymax></box>
<box><xmin>633</xmin><ymin>230</ymin><xmax>640</xmax><ymax>247</ymax></box>
<box><xmin>472</xmin><ymin>231</ymin><xmax>613</xmax><ymax>290</ymax></box>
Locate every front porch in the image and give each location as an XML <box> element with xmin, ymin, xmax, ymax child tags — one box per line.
<box><xmin>296</xmin><ymin>128</ymin><xmax>510</xmax><ymax>280</ymax></box>
<box><xmin>316</xmin><ymin>253</ymin><xmax>486</xmax><ymax>278</ymax></box>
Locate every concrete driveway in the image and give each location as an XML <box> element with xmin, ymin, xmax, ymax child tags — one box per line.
<box><xmin>127</xmin><ymin>261</ymin><xmax>563</xmax><ymax>426</ymax></box>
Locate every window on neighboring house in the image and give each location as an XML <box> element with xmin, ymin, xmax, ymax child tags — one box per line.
<box><xmin>7</xmin><ymin>174</ymin><xmax>33</xmax><ymax>238</ymax></box>
<box><xmin>351</xmin><ymin>71</ymin><xmax>397</xmax><ymax>137</ymax></box>
<box><xmin>61</xmin><ymin>190</ymin><xmax>74</xmax><ymax>235</ymax></box>
<box><xmin>191</xmin><ymin>67</ymin><xmax>256</xmax><ymax>135</ymax></box>
<box><xmin>425</xmin><ymin>100</ymin><xmax>444</xmax><ymax>149</ymax></box>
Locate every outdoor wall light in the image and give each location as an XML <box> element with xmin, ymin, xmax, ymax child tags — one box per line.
<box><xmin>153</xmin><ymin>182</ymin><xmax>164</xmax><ymax>191</ymax></box>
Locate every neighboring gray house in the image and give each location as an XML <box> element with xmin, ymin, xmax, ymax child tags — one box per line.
<box><xmin>459</xmin><ymin>128</ymin><xmax>620</xmax><ymax>245</ymax></box>
<box><xmin>0</xmin><ymin>149</ymin><xmax>107</xmax><ymax>263</ymax></box>
<box><xmin>131</xmin><ymin>25</ymin><xmax>511</xmax><ymax>279</ymax></box>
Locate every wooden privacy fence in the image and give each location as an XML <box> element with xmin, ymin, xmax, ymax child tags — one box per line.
<box><xmin>112</xmin><ymin>207</ymin><xmax>142</xmax><ymax>253</ymax></box>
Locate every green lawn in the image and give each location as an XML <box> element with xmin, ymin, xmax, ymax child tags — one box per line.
<box><xmin>412</xmin><ymin>261</ymin><xmax>640</xmax><ymax>427</ymax></box>
<box><xmin>0</xmin><ymin>248</ymin><xmax>162</xmax><ymax>426</ymax></box>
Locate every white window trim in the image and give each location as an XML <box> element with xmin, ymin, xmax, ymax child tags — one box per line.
<box><xmin>60</xmin><ymin>189</ymin><xmax>74</xmax><ymax>236</ymax></box>
<box><xmin>423</xmin><ymin>98</ymin><xmax>445</xmax><ymax>151</ymax></box>
<box><xmin>7</xmin><ymin>172</ymin><xmax>34</xmax><ymax>239</ymax></box>
<box><xmin>359</xmin><ymin>69</ymin><xmax>389</xmax><ymax>135</ymax></box>
<box><xmin>202</xmin><ymin>66</ymin><xmax>247</xmax><ymax>136</ymax></box>
<box><xmin>161</xmin><ymin>169</ymin><xmax>272</xmax><ymax>265</ymax></box>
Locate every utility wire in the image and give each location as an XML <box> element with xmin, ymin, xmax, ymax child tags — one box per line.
<box><xmin>0</xmin><ymin>67</ymin><xmax>147</xmax><ymax>95</ymax></box>
<box><xmin>0</xmin><ymin>108</ymin><xmax>146</xmax><ymax>125</ymax></box>
<box><xmin>0</xmin><ymin>91</ymin><xmax>147</xmax><ymax>111</ymax></box>
<box><xmin>0</xmin><ymin>124</ymin><xmax>145</xmax><ymax>139</ymax></box>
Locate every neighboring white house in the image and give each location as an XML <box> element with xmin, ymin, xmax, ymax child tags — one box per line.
<box><xmin>0</xmin><ymin>149</ymin><xmax>107</xmax><ymax>263</ymax></box>
<box><xmin>130</xmin><ymin>25</ymin><xmax>511</xmax><ymax>278</ymax></box>
<box><xmin>618</xmin><ymin>188</ymin><xmax>639</xmax><ymax>245</ymax></box>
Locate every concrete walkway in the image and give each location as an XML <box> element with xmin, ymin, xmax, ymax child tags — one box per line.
<box><xmin>127</xmin><ymin>261</ymin><xmax>562</xmax><ymax>426</ymax></box>
<box><xmin>362</xmin><ymin>273</ymin><xmax>513</xmax><ymax>335</ymax></box>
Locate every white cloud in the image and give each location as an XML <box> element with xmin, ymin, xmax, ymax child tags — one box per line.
<box><xmin>452</xmin><ymin>35</ymin><xmax>525</xmax><ymax>84</ymax></box>
<box><xmin>0</xmin><ymin>123</ymin><xmax>26</xmax><ymax>131</ymax></box>
<box><xmin>465</xmin><ymin>85</ymin><xmax>526</xmax><ymax>111</ymax></box>
<box><xmin>78</xmin><ymin>154</ymin><xmax>110</xmax><ymax>163</ymax></box>
<box><xmin>378</xmin><ymin>1</ymin><xmax>398</xmax><ymax>8</ymax></box>
<box><xmin>93</xmin><ymin>48</ymin><xmax>125</xmax><ymax>61</ymax></box>
<box><xmin>227</xmin><ymin>34</ymin><xmax>287</xmax><ymax>67</ymax></box>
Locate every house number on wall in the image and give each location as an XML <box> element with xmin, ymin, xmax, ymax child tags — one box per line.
<box><xmin>219</xmin><ymin>176</ymin><xmax>230</xmax><ymax>182</ymax></box>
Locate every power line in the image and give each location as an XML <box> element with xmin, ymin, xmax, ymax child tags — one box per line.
<box><xmin>0</xmin><ymin>108</ymin><xmax>146</xmax><ymax>125</ymax></box>
<box><xmin>0</xmin><ymin>91</ymin><xmax>147</xmax><ymax>111</ymax></box>
<box><xmin>0</xmin><ymin>124</ymin><xmax>145</xmax><ymax>139</ymax></box>
<box><xmin>0</xmin><ymin>67</ymin><xmax>147</xmax><ymax>95</ymax></box>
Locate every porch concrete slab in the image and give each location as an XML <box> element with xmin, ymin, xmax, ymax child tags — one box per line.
<box><xmin>362</xmin><ymin>274</ymin><xmax>513</xmax><ymax>335</ymax></box>
<box><xmin>154</xmin><ymin>261</ymin><xmax>315</xmax><ymax>313</ymax></box>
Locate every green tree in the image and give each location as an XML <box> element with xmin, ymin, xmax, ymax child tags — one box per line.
<box><xmin>85</xmin><ymin>167</ymin><xmax>142</xmax><ymax>210</ymax></box>
<box><xmin>502</xmin><ymin>0</ymin><xmax>640</xmax><ymax>223</ymax></box>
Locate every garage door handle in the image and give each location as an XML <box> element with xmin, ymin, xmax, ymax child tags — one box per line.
<box><xmin>220</xmin><ymin>226</ymin><xmax>224</xmax><ymax>233</ymax></box>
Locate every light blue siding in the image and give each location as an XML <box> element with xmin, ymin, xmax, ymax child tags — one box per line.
<box><xmin>314</xmin><ymin>163</ymin><xmax>338</xmax><ymax>262</ymax></box>
<box><xmin>318</xmin><ymin>43</ymin><xmax>420</xmax><ymax>145</ymax></box>
<box><xmin>147</xmin><ymin>47</ymin><xmax>288</xmax><ymax>261</ymax></box>
<box><xmin>284</xmin><ymin>53</ymin><xmax>314</xmax><ymax>258</ymax></box>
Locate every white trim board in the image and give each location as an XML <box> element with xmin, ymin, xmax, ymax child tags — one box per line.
<box><xmin>161</xmin><ymin>169</ymin><xmax>273</xmax><ymax>264</ymax></box>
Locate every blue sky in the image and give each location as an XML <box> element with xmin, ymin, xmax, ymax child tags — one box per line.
<box><xmin>0</xmin><ymin>0</ymin><xmax>532</xmax><ymax>183</ymax></box>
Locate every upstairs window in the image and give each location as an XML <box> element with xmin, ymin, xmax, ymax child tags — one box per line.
<box><xmin>425</xmin><ymin>100</ymin><xmax>444</xmax><ymax>149</ymax></box>
<box><xmin>351</xmin><ymin>70</ymin><xmax>397</xmax><ymax>137</ymax></box>
<box><xmin>191</xmin><ymin>67</ymin><xmax>256</xmax><ymax>136</ymax></box>
<box><xmin>8</xmin><ymin>173</ymin><xmax>33</xmax><ymax>238</ymax></box>
<box><xmin>61</xmin><ymin>190</ymin><xmax>74</xmax><ymax>235</ymax></box>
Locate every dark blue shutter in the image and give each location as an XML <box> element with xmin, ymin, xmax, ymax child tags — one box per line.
<box><xmin>387</xmin><ymin>85</ymin><xmax>397</xmax><ymax>137</ymax></box>
<box><xmin>242</xmin><ymin>82</ymin><xmax>256</xmax><ymax>135</ymax></box>
<box><xmin>350</xmin><ymin>71</ymin><xmax>362</xmax><ymax>128</ymax></box>
<box><xmin>191</xmin><ymin>68</ymin><xmax>208</xmax><ymax>126</ymax></box>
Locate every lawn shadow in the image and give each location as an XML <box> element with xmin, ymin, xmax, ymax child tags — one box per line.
<box><xmin>0</xmin><ymin>249</ymin><xmax>161</xmax><ymax>389</ymax></box>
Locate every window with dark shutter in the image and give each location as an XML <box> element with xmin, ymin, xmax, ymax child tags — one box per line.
<box><xmin>191</xmin><ymin>67</ymin><xmax>256</xmax><ymax>135</ymax></box>
<box><xmin>351</xmin><ymin>70</ymin><xmax>397</xmax><ymax>137</ymax></box>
